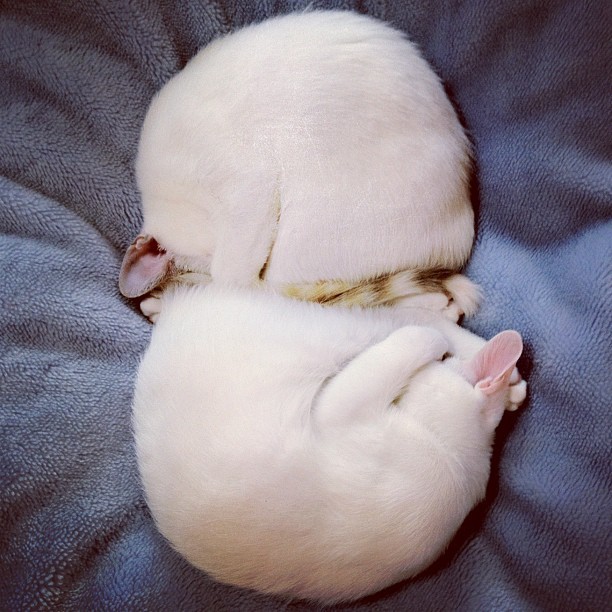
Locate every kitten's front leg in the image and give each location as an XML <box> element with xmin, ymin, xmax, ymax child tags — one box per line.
<box><xmin>315</xmin><ymin>326</ymin><xmax>449</xmax><ymax>428</ymax></box>
<box><xmin>210</xmin><ymin>180</ymin><xmax>279</xmax><ymax>286</ymax></box>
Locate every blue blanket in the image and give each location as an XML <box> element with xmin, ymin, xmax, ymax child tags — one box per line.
<box><xmin>1</xmin><ymin>1</ymin><xmax>610</xmax><ymax>609</ymax></box>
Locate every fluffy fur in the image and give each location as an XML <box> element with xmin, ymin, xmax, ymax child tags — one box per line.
<box><xmin>133</xmin><ymin>284</ymin><xmax>526</xmax><ymax>604</ymax></box>
<box><xmin>119</xmin><ymin>10</ymin><xmax>478</xmax><ymax>316</ymax></box>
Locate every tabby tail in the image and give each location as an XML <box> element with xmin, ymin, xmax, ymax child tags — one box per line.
<box><xmin>282</xmin><ymin>269</ymin><xmax>481</xmax><ymax>317</ymax></box>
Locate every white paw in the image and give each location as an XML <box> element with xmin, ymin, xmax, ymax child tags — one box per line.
<box><xmin>507</xmin><ymin>379</ymin><xmax>527</xmax><ymax>411</ymax></box>
<box><xmin>442</xmin><ymin>301</ymin><xmax>462</xmax><ymax>323</ymax></box>
<box><xmin>431</xmin><ymin>332</ymin><xmax>451</xmax><ymax>361</ymax></box>
<box><xmin>414</xmin><ymin>292</ymin><xmax>464</xmax><ymax>323</ymax></box>
<box><xmin>409</xmin><ymin>326</ymin><xmax>449</xmax><ymax>361</ymax></box>
<box><xmin>390</xmin><ymin>326</ymin><xmax>448</xmax><ymax>361</ymax></box>
<box><xmin>140</xmin><ymin>291</ymin><xmax>162</xmax><ymax>323</ymax></box>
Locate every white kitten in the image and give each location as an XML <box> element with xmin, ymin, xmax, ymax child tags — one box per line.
<box><xmin>119</xmin><ymin>10</ymin><xmax>479</xmax><ymax>319</ymax></box>
<box><xmin>133</xmin><ymin>284</ymin><xmax>526</xmax><ymax>604</ymax></box>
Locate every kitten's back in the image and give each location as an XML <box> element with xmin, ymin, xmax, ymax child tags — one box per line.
<box><xmin>136</xmin><ymin>11</ymin><xmax>474</xmax><ymax>287</ymax></box>
<box><xmin>133</xmin><ymin>285</ymin><xmax>514</xmax><ymax>604</ymax></box>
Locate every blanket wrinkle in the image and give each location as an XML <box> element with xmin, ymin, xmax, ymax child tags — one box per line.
<box><xmin>1</xmin><ymin>1</ymin><xmax>610</xmax><ymax>610</ymax></box>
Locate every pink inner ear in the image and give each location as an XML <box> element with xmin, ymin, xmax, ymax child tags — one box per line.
<box><xmin>466</xmin><ymin>330</ymin><xmax>523</xmax><ymax>396</ymax></box>
<box><xmin>118</xmin><ymin>234</ymin><xmax>173</xmax><ymax>298</ymax></box>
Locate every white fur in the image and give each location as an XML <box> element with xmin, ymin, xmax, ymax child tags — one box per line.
<box><xmin>135</xmin><ymin>10</ymin><xmax>473</xmax><ymax>288</ymax></box>
<box><xmin>133</xmin><ymin>285</ymin><xmax>525</xmax><ymax>604</ymax></box>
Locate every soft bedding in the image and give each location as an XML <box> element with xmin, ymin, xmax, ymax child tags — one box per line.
<box><xmin>1</xmin><ymin>1</ymin><xmax>610</xmax><ymax>609</ymax></box>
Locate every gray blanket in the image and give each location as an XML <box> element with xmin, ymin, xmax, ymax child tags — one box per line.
<box><xmin>1</xmin><ymin>1</ymin><xmax>610</xmax><ymax>609</ymax></box>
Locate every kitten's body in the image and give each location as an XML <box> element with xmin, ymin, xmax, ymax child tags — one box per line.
<box><xmin>120</xmin><ymin>11</ymin><xmax>478</xmax><ymax>316</ymax></box>
<box><xmin>134</xmin><ymin>285</ymin><xmax>525</xmax><ymax>604</ymax></box>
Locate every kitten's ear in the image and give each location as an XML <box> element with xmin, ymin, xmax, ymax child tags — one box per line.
<box><xmin>118</xmin><ymin>234</ymin><xmax>173</xmax><ymax>298</ymax></box>
<box><xmin>465</xmin><ymin>330</ymin><xmax>523</xmax><ymax>396</ymax></box>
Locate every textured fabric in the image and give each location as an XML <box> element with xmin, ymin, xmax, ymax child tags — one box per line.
<box><xmin>0</xmin><ymin>1</ymin><xmax>610</xmax><ymax>609</ymax></box>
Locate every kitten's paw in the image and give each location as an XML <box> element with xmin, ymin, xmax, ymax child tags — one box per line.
<box><xmin>442</xmin><ymin>300</ymin><xmax>462</xmax><ymax>323</ymax></box>
<box><xmin>507</xmin><ymin>379</ymin><xmax>527</xmax><ymax>411</ymax></box>
<box><xmin>430</xmin><ymin>330</ymin><xmax>451</xmax><ymax>361</ymax></box>
<box><xmin>140</xmin><ymin>290</ymin><xmax>162</xmax><ymax>323</ymax></box>
<box><xmin>396</xmin><ymin>292</ymin><xmax>463</xmax><ymax>322</ymax></box>
<box><xmin>397</xmin><ymin>326</ymin><xmax>449</xmax><ymax>362</ymax></box>
<box><xmin>443</xmin><ymin>275</ymin><xmax>482</xmax><ymax>319</ymax></box>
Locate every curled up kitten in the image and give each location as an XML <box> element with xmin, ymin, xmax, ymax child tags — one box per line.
<box><xmin>119</xmin><ymin>10</ymin><xmax>480</xmax><ymax>320</ymax></box>
<box><xmin>133</xmin><ymin>284</ymin><xmax>526</xmax><ymax>604</ymax></box>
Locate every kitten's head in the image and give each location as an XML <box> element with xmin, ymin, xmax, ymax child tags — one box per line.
<box><xmin>118</xmin><ymin>234</ymin><xmax>210</xmax><ymax>298</ymax></box>
<box><xmin>403</xmin><ymin>329</ymin><xmax>525</xmax><ymax>439</ymax></box>
<box><xmin>444</xmin><ymin>330</ymin><xmax>526</xmax><ymax>429</ymax></box>
<box><xmin>119</xmin><ymin>167</ymin><xmax>215</xmax><ymax>297</ymax></box>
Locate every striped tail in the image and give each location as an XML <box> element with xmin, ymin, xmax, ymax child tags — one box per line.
<box><xmin>282</xmin><ymin>268</ymin><xmax>481</xmax><ymax>317</ymax></box>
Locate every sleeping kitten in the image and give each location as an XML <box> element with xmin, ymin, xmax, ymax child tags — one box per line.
<box><xmin>133</xmin><ymin>284</ymin><xmax>526</xmax><ymax>604</ymax></box>
<box><xmin>119</xmin><ymin>10</ymin><xmax>479</xmax><ymax>320</ymax></box>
